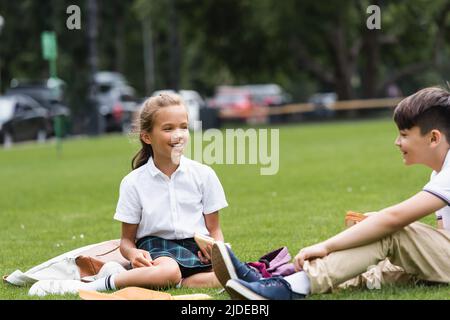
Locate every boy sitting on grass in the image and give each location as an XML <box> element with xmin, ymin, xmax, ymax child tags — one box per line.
<box><xmin>211</xmin><ymin>86</ymin><xmax>450</xmax><ymax>299</ymax></box>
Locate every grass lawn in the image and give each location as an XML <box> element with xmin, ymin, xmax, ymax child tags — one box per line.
<box><xmin>0</xmin><ymin>118</ymin><xmax>448</xmax><ymax>300</ymax></box>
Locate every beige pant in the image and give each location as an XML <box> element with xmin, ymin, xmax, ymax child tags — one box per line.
<box><xmin>302</xmin><ymin>222</ymin><xmax>450</xmax><ymax>294</ymax></box>
<box><xmin>337</xmin><ymin>259</ymin><xmax>414</xmax><ymax>291</ymax></box>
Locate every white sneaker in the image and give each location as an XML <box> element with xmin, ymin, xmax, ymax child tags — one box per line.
<box><xmin>28</xmin><ymin>279</ymin><xmax>84</xmax><ymax>297</ymax></box>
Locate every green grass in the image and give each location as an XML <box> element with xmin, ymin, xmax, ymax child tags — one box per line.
<box><xmin>0</xmin><ymin>118</ymin><xmax>448</xmax><ymax>300</ymax></box>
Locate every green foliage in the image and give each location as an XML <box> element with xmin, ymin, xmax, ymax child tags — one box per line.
<box><xmin>0</xmin><ymin>0</ymin><xmax>450</xmax><ymax>106</ymax></box>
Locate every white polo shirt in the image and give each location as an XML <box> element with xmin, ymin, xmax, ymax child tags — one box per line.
<box><xmin>423</xmin><ymin>149</ymin><xmax>450</xmax><ymax>231</ymax></box>
<box><xmin>114</xmin><ymin>156</ymin><xmax>228</xmax><ymax>240</ymax></box>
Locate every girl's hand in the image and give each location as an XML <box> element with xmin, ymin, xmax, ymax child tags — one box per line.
<box><xmin>293</xmin><ymin>243</ymin><xmax>329</xmax><ymax>272</ymax></box>
<box><xmin>197</xmin><ymin>244</ymin><xmax>212</xmax><ymax>264</ymax></box>
<box><xmin>129</xmin><ymin>248</ymin><xmax>153</xmax><ymax>268</ymax></box>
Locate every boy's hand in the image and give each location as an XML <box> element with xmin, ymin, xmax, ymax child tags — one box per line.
<box><xmin>129</xmin><ymin>248</ymin><xmax>153</xmax><ymax>268</ymax></box>
<box><xmin>294</xmin><ymin>243</ymin><xmax>329</xmax><ymax>271</ymax></box>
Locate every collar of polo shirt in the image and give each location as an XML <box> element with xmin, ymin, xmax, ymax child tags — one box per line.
<box><xmin>147</xmin><ymin>156</ymin><xmax>187</xmax><ymax>177</ymax></box>
<box><xmin>443</xmin><ymin>149</ymin><xmax>450</xmax><ymax>171</ymax></box>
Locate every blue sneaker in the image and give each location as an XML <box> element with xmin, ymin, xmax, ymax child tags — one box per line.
<box><xmin>211</xmin><ymin>242</ymin><xmax>262</xmax><ymax>289</ymax></box>
<box><xmin>225</xmin><ymin>277</ymin><xmax>306</xmax><ymax>300</ymax></box>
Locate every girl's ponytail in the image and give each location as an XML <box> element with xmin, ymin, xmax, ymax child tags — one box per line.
<box><xmin>131</xmin><ymin>140</ymin><xmax>153</xmax><ymax>170</ymax></box>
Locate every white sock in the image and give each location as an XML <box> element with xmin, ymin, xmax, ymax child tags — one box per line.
<box><xmin>284</xmin><ymin>271</ymin><xmax>311</xmax><ymax>295</ymax></box>
<box><xmin>175</xmin><ymin>278</ymin><xmax>184</xmax><ymax>289</ymax></box>
<box><xmin>81</xmin><ymin>274</ymin><xmax>117</xmax><ymax>291</ymax></box>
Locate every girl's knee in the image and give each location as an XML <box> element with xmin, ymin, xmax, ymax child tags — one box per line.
<box><xmin>153</xmin><ymin>257</ymin><xmax>182</xmax><ymax>285</ymax></box>
<box><xmin>164</xmin><ymin>262</ymin><xmax>182</xmax><ymax>285</ymax></box>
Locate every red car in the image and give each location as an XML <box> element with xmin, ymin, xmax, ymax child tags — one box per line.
<box><xmin>211</xmin><ymin>88</ymin><xmax>253</xmax><ymax>109</ymax></box>
<box><xmin>209</xmin><ymin>87</ymin><xmax>270</xmax><ymax>123</ymax></box>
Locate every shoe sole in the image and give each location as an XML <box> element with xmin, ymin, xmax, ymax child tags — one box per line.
<box><xmin>211</xmin><ymin>242</ymin><xmax>238</xmax><ymax>289</ymax></box>
<box><xmin>225</xmin><ymin>280</ymin><xmax>267</xmax><ymax>300</ymax></box>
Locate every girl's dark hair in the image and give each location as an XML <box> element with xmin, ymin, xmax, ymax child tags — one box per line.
<box><xmin>131</xmin><ymin>93</ymin><xmax>183</xmax><ymax>170</ymax></box>
<box><xmin>393</xmin><ymin>87</ymin><xmax>450</xmax><ymax>141</ymax></box>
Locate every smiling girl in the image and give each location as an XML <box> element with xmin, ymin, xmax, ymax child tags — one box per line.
<box><xmin>110</xmin><ymin>93</ymin><xmax>228</xmax><ymax>290</ymax></box>
<box><xmin>30</xmin><ymin>93</ymin><xmax>228</xmax><ymax>295</ymax></box>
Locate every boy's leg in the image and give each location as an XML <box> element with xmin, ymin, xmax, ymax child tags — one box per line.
<box><xmin>373</xmin><ymin>259</ymin><xmax>414</xmax><ymax>287</ymax></box>
<box><xmin>338</xmin><ymin>215</ymin><xmax>414</xmax><ymax>291</ymax></box>
<box><xmin>304</xmin><ymin>222</ymin><xmax>450</xmax><ymax>294</ymax></box>
<box><xmin>338</xmin><ymin>258</ymin><xmax>414</xmax><ymax>291</ymax></box>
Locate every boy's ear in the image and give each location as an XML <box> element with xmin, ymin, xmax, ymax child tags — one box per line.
<box><xmin>430</xmin><ymin>129</ymin><xmax>442</xmax><ymax>145</ymax></box>
<box><xmin>141</xmin><ymin>132</ymin><xmax>152</xmax><ymax>145</ymax></box>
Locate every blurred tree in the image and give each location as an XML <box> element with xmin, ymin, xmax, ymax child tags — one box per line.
<box><xmin>1</xmin><ymin>0</ymin><xmax>449</xmax><ymax>107</ymax></box>
<box><xmin>133</xmin><ymin>0</ymin><xmax>155</xmax><ymax>95</ymax></box>
<box><xmin>169</xmin><ymin>0</ymin><xmax>450</xmax><ymax>99</ymax></box>
<box><xmin>375</xmin><ymin>0</ymin><xmax>450</xmax><ymax>96</ymax></box>
<box><xmin>0</xmin><ymin>0</ymin><xmax>90</xmax><ymax>114</ymax></box>
<box><xmin>249</xmin><ymin>0</ymin><xmax>450</xmax><ymax>99</ymax></box>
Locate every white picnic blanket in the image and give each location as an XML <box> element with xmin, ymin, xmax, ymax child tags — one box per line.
<box><xmin>4</xmin><ymin>239</ymin><xmax>126</xmax><ymax>286</ymax></box>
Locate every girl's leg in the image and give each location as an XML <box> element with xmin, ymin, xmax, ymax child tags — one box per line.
<box><xmin>303</xmin><ymin>222</ymin><xmax>450</xmax><ymax>294</ymax></box>
<box><xmin>113</xmin><ymin>256</ymin><xmax>182</xmax><ymax>289</ymax></box>
<box><xmin>181</xmin><ymin>271</ymin><xmax>221</xmax><ymax>288</ymax></box>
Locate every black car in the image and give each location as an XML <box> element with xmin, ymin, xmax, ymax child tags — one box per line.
<box><xmin>0</xmin><ymin>94</ymin><xmax>51</xmax><ymax>146</ymax></box>
<box><xmin>6</xmin><ymin>78</ymin><xmax>71</xmax><ymax>136</ymax></box>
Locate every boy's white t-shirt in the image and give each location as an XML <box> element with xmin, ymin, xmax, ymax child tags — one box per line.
<box><xmin>114</xmin><ymin>156</ymin><xmax>228</xmax><ymax>241</ymax></box>
<box><xmin>423</xmin><ymin>149</ymin><xmax>450</xmax><ymax>231</ymax></box>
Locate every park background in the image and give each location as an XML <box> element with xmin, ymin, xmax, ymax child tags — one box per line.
<box><xmin>0</xmin><ymin>0</ymin><xmax>450</xmax><ymax>299</ymax></box>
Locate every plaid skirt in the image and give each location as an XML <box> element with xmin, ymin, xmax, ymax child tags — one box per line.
<box><xmin>136</xmin><ymin>236</ymin><xmax>211</xmax><ymax>277</ymax></box>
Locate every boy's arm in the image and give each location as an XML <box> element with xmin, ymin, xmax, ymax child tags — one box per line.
<box><xmin>325</xmin><ymin>191</ymin><xmax>445</xmax><ymax>250</ymax></box>
<box><xmin>294</xmin><ymin>191</ymin><xmax>446</xmax><ymax>270</ymax></box>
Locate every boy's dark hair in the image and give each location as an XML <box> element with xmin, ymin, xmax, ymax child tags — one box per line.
<box><xmin>394</xmin><ymin>87</ymin><xmax>450</xmax><ymax>141</ymax></box>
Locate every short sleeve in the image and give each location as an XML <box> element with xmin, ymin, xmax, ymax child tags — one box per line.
<box><xmin>202</xmin><ymin>167</ymin><xmax>228</xmax><ymax>215</ymax></box>
<box><xmin>423</xmin><ymin>168</ymin><xmax>450</xmax><ymax>207</ymax></box>
<box><xmin>114</xmin><ymin>176</ymin><xmax>142</xmax><ymax>224</ymax></box>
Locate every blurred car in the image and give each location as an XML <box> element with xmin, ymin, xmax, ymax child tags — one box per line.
<box><xmin>151</xmin><ymin>89</ymin><xmax>206</xmax><ymax>131</ymax></box>
<box><xmin>308</xmin><ymin>92</ymin><xmax>337</xmax><ymax>117</ymax></box>
<box><xmin>209</xmin><ymin>86</ymin><xmax>255</xmax><ymax>111</ymax></box>
<box><xmin>308</xmin><ymin>92</ymin><xmax>337</xmax><ymax>108</ymax></box>
<box><xmin>208</xmin><ymin>86</ymin><xmax>267</xmax><ymax>124</ymax></box>
<box><xmin>94</xmin><ymin>71</ymin><xmax>127</xmax><ymax>89</ymax></box>
<box><xmin>94</xmin><ymin>71</ymin><xmax>140</xmax><ymax>133</ymax></box>
<box><xmin>239</xmin><ymin>84</ymin><xmax>291</xmax><ymax>107</ymax></box>
<box><xmin>0</xmin><ymin>94</ymin><xmax>51</xmax><ymax>146</ymax></box>
<box><xmin>7</xmin><ymin>78</ymin><xmax>71</xmax><ymax>136</ymax></box>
